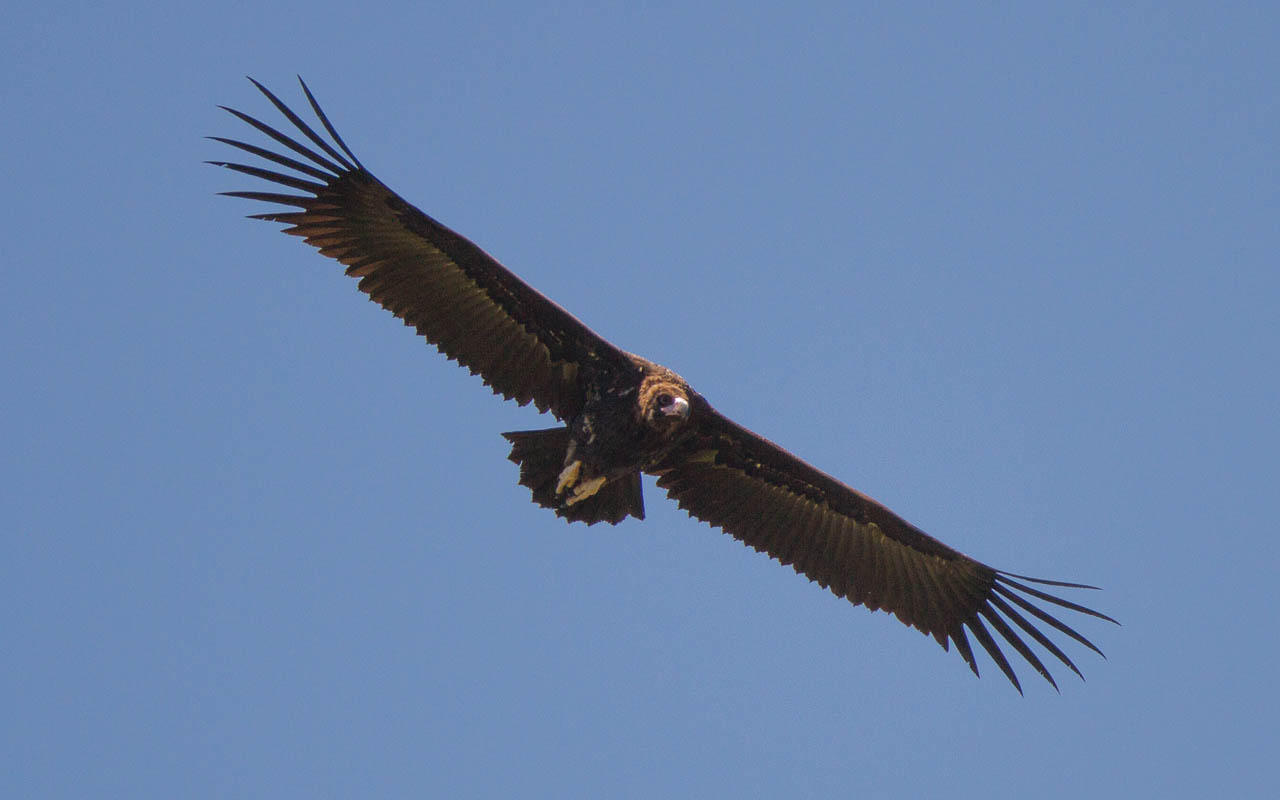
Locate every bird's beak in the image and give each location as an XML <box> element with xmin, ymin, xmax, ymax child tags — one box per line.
<box><xmin>663</xmin><ymin>396</ymin><xmax>691</xmax><ymax>419</ymax></box>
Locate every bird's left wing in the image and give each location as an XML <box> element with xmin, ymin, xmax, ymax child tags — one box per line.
<box><xmin>210</xmin><ymin>78</ymin><xmax>634</xmax><ymax>421</ymax></box>
<box><xmin>651</xmin><ymin>403</ymin><xmax>1116</xmax><ymax>692</ymax></box>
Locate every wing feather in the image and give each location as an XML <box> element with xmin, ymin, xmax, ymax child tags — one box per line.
<box><xmin>211</xmin><ymin>78</ymin><xmax>633</xmax><ymax>420</ymax></box>
<box><xmin>966</xmin><ymin>612</ymin><xmax>1022</xmax><ymax>692</ymax></box>
<box><xmin>814</xmin><ymin>510</ymin><xmax>844</xmax><ymax>593</ymax></box>
<box><xmin>655</xmin><ymin>404</ymin><xmax>1116</xmax><ymax>692</ymax></box>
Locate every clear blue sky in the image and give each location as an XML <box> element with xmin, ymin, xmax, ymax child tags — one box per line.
<box><xmin>3</xmin><ymin>2</ymin><xmax>1276</xmax><ymax>797</ymax></box>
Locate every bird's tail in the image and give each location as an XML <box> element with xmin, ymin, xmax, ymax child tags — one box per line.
<box><xmin>502</xmin><ymin>428</ymin><xmax>645</xmax><ymax>525</ymax></box>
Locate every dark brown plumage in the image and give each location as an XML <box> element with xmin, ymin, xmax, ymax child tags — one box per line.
<box><xmin>211</xmin><ymin>77</ymin><xmax>1116</xmax><ymax>693</ymax></box>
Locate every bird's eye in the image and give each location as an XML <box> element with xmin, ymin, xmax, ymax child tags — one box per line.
<box><xmin>657</xmin><ymin>393</ymin><xmax>673</xmax><ymax>407</ymax></box>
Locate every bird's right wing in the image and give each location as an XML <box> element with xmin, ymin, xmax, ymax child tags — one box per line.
<box><xmin>210</xmin><ymin>78</ymin><xmax>635</xmax><ymax>421</ymax></box>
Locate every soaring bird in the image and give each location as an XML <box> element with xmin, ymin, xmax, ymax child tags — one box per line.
<box><xmin>211</xmin><ymin>78</ymin><xmax>1115</xmax><ymax>692</ymax></box>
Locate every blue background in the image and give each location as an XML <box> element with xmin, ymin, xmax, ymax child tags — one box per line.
<box><xmin>4</xmin><ymin>2</ymin><xmax>1276</xmax><ymax>797</ymax></box>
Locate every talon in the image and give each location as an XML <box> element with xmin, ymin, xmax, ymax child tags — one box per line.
<box><xmin>565</xmin><ymin>475</ymin><xmax>608</xmax><ymax>506</ymax></box>
<box><xmin>556</xmin><ymin>460</ymin><xmax>582</xmax><ymax>495</ymax></box>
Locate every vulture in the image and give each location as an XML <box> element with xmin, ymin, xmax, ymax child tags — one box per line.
<box><xmin>211</xmin><ymin>77</ymin><xmax>1115</xmax><ymax>693</ymax></box>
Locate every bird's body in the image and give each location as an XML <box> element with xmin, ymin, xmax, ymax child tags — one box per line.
<box><xmin>507</xmin><ymin>355</ymin><xmax>698</xmax><ymax>523</ymax></box>
<box><xmin>212</xmin><ymin>78</ymin><xmax>1115</xmax><ymax>692</ymax></box>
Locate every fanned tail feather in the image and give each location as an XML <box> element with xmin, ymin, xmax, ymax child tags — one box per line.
<box><xmin>502</xmin><ymin>429</ymin><xmax>644</xmax><ymax>525</ymax></box>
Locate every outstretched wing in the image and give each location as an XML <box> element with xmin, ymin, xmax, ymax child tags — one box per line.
<box><xmin>653</xmin><ymin>403</ymin><xmax>1116</xmax><ymax>693</ymax></box>
<box><xmin>210</xmin><ymin>77</ymin><xmax>633</xmax><ymax>421</ymax></box>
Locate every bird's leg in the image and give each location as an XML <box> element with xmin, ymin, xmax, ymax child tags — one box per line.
<box><xmin>565</xmin><ymin>475</ymin><xmax>608</xmax><ymax>506</ymax></box>
<box><xmin>556</xmin><ymin>460</ymin><xmax>582</xmax><ymax>495</ymax></box>
<box><xmin>555</xmin><ymin>459</ymin><xmax>609</xmax><ymax>506</ymax></box>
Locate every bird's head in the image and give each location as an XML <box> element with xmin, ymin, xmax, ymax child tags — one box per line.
<box><xmin>640</xmin><ymin>378</ymin><xmax>691</xmax><ymax>433</ymax></box>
